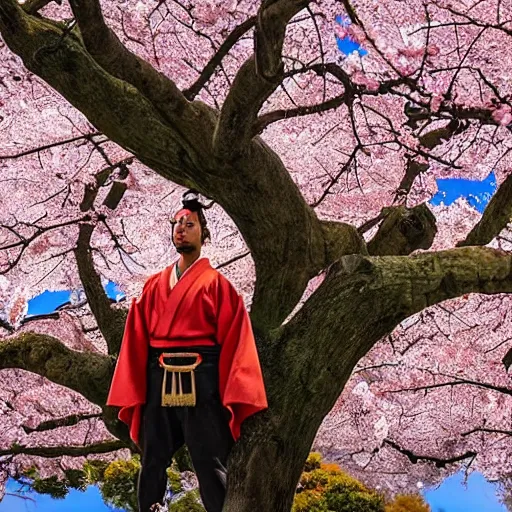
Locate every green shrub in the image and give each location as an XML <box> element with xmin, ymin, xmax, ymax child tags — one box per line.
<box><xmin>293</xmin><ymin>489</ymin><xmax>327</xmax><ymax>512</ymax></box>
<box><xmin>304</xmin><ymin>452</ymin><xmax>323</xmax><ymax>472</ymax></box>
<box><xmin>169</xmin><ymin>489</ymin><xmax>205</xmax><ymax>511</ymax></box>
<box><xmin>83</xmin><ymin>459</ymin><xmax>108</xmax><ymax>483</ymax></box>
<box><xmin>385</xmin><ymin>494</ymin><xmax>431</xmax><ymax>512</ymax></box>
<box><xmin>63</xmin><ymin>469</ymin><xmax>88</xmax><ymax>491</ymax></box>
<box><xmin>324</xmin><ymin>488</ymin><xmax>384</xmax><ymax>512</ymax></box>
<box><xmin>167</xmin><ymin>467</ymin><xmax>184</xmax><ymax>494</ymax></box>
<box><xmin>294</xmin><ymin>456</ymin><xmax>384</xmax><ymax>512</ymax></box>
<box><xmin>31</xmin><ymin>475</ymin><xmax>69</xmax><ymax>499</ymax></box>
<box><xmin>294</xmin><ymin>454</ymin><xmax>430</xmax><ymax>512</ymax></box>
<box><xmin>100</xmin><ymin>456</ymin><xmax>141</xmax><ymax>512</ymax></box>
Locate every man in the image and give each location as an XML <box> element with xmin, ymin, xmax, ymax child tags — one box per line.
<box><xmin>107</xmin><ymin>190</ymin><xmax>267</xmax><ymax>512</ymax></box>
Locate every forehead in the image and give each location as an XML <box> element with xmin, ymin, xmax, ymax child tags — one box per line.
<box><xmin>173</xmin><ymin>209</ymin><xmax>199</xmax><ymax>222</ymax></box>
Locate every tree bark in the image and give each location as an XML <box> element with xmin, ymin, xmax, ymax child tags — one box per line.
<box><xmin>367</xmin><ymin>203</ymin><xmax>437</xmax><ymax>256</ymax></box>
<box><xmin>75</xmin><ymin>223</ymin><xmax>127</xmax><ymax>355</ymax></box>
<box><xmin>460</xmin><ymin>172</ymin><xmax>512</xmax><ymax>247</ymax></box>
<box><xmin>0</xmin><ymin>333</ymin><xmax>113</xmax><ymax>406</ymax></box>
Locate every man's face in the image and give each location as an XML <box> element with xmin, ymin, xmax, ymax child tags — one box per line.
<box><xmin>172</xmin><ymin>209</ymin><xmax>202</xmax><ymax>254</ymax></box>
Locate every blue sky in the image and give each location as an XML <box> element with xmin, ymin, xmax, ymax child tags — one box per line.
<box><xmin>424</xmin><ymin>472</ymin><xmax>506</xmax><ymax>512</ymax></box>
<box><xmin>26</xmin><ymin>281</ymin><xmax>125</xmax><ymax>317</ymax></box>
<box><xmin>430</xmin><ymin>171</ymin><xmax>497</xmax><ymax>213</ymax></box>
<box><xmin>1</xmin><ymin>478</ymin><xmax>118</xmax><ymax>512</ymax></box>
<box><xmin>335</xmin><ymin>15</ymin><xmax>368</xmax><ymax>57</ymax></box>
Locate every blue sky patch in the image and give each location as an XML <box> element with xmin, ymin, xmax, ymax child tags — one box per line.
<box><xmin>335</xmin><ymin>15</ymin><xmax>368</xmax><ymax>57</ymax></box>
<box><xmin>1</xmin><ymin>478</ymin><xmax>120</xmax><ymax>512</ymax></box>
<box><xmin>423</xmin><ymin>471</ymin><xmax>506</xmax><ymax>512</ymax></box>
<box><xmin>429</xmin><ymin>171</ymin><xmax>497</xmax><ymax>213</ymax></box>
<box><xmin>26</xmin><ymin>281</ymin><xmax>125</xmax><ymax>317</ymax></box>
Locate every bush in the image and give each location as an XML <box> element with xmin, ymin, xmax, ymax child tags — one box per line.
<box><xmin>294</xmin><ymin>455</ymin><xmax>384</xmax><ymax>512</ymax></box>
<box><xmin>294</xmin><ymin>454</ymin><xmax>431</xmax><ymax>512</ymax></box>
<box><xmin>169</xmin><ymin>489</ymin><xmax>205</xmax><ymax>511</ymax></box>
<box><xmin>304</xmin><ymin>452</ymin><xmax>323</xmax><ymax>472</ymax></box>
<box><xmin>63</xmin><ymin>468</ymin><xmax>88</xmax><ymax>491</ymax></box>
<box><xmin>167</xmin><ymin>467</ymin><xmax>184</xmax><ymax>494</ymax></box>
<box><xmin>31</xmin><ymin>475</ymin><xmax>69</xmax><ymax>499</ymax></box>
<box><xmin>100</xmin><ymin>456</ymin><xmax>141</xmax><ymax>512</ymax></box>
<box><xmin>293</xmin><ymin>489</ymin><xmax>327</xmax><ymax>512</ymax></box>
<box><xmin>385</xmin><ymin>494</ymin><xmax>431</xmax><ymax>512</ymax></box>
<box><xmin>83</xmin><ymin>459</ymin><xmax>108</xmax><ymax>483</ymax></box>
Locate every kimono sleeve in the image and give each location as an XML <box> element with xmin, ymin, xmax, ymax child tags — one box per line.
<box><xmin>214</xmin><ymin>276</ymin><xmax>268</xmax><ymax>440</ymax></box>
<box><xmin>106</xmin><ymin>285</ymin><xmax>151</xmax><ymax>445</ymax></box>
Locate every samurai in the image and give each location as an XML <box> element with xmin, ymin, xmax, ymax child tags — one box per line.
<box><xmin>107</xmin><ymin>190</ymin><xmax>268</xmax><ymax>512</ymax></box>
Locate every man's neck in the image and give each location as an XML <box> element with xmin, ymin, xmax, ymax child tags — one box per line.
<box><xmin>178</xmin><ymin>251</ymin><xmax>201</xmax><ymax>273</ymax></box>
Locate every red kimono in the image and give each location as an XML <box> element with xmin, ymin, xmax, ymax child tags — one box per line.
<box><xmin>107</xmin><ymin>258</ymin><xmax>267</xmax><ymax>445</ymax></box>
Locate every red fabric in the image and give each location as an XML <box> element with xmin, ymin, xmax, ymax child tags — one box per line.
<box><xmin>106</xmin><ymin>258</ymin><xmax>267</xmax><ymax>445</ymax></box>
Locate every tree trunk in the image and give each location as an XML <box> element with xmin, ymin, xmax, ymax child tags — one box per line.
<box><xmin>225</xmin><ymin>432</ymin><xmax>310</xmax><ymax>512</ymax></box>
<box><xmin>222</xmin><ymin>331</ymin><xmax>360</xmax><ymax>512</ymax></box>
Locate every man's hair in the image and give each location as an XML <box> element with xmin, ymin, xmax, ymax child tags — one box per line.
<box><xmin>181</xmin><ymin>189</ymin><xmax>211</xmax><ymax>244</ymax></box>
<box><xmin>197</xmin><ymin>208</ymin><xmax>211</xmax><ymax>244</ymax></box>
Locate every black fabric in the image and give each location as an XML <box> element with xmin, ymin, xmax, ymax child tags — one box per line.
<box><xmin>138</xmin><ymin>347</ymin><xmax>233</xmax><ymax>512</ymax></box>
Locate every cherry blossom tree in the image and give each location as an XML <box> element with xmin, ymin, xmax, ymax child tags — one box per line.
<box><xmin>1</xmin><ymin>0</ymin><xmax>511</xmax><ymax>510</ymax></box>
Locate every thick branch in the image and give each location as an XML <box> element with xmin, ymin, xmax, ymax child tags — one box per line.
<box><xmin>460</xmin><ymin>172</ymin><xmax>512</xmax><ymax>246</ymax></box>
<box><xmin>0</xmin><ymin>440</ymin><xmax>126</xmax><ymax>458</ymax></box>
<box><xmin>418</xmin><ymin>119</ymin><xmax>467</xmax><ymax>149</ymax></box>
<box><xmin>68</xmin><ymin>0</ymin><xmax>188</xmax><ymax>124</ymax></box>
<box><xmin>0</xmin><ymin>333</ymin><xmax>113</xmax><ymax>406</ymax></box>
<box><xmin>75</xmin><ymin>167</ymin><xmax>130</xmax><ymax>355</ymax></box>
<box><xmin>279</xmin><ymin>246</ymin><xmax>512</xmax><ymax>420</ymax></box>
<box><xmin>320</xmin><ymin>221</ymin><xmax>368</xmax><ymax>262</ymax></box>
<box><xmin>74</xmin><ymin>224</ymin><xmax>126</xmax><ymax>355</ymax></box>
<box><xmin>213</xmin><ymin>0</ymin><xmax>310</xmax><ymax>159</ymax></box>
<box><xmin>0</xmin><ymin>3</ymin><xmax>196</xmax><ymax>177</ymax></box>
<box><xmin>103</xmin><ymin>181</ymin><xmax>128</xmax><ymax>210</ymax></box>
<box><xmin>394</xmin><ymin>159</ymin><xmax>429</xmax><ymax>201</ymax></box>
<box><xmin>367</xmin><ymin>204</ymin><xmax>437</xmax><ymax>256</ymax></box>
<box><xmin>22</xmin><ymin>0</ymin><xmax>60</xmax><ymax>15</ymax></box>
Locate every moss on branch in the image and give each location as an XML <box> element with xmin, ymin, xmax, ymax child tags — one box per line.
<box><xmin>0</xmin><ymin>333</ymin><xmax>113</xmax><ymax>406</ymax></box>
<box><xmin>367</xmin><ymin>204</ymin><xmax>437</xmax><ymax>256</ymax></box>
<box><xmin>0</xmin><ymin>440</ymin><xmax>127</xmax><ymax>458</ymax></box>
